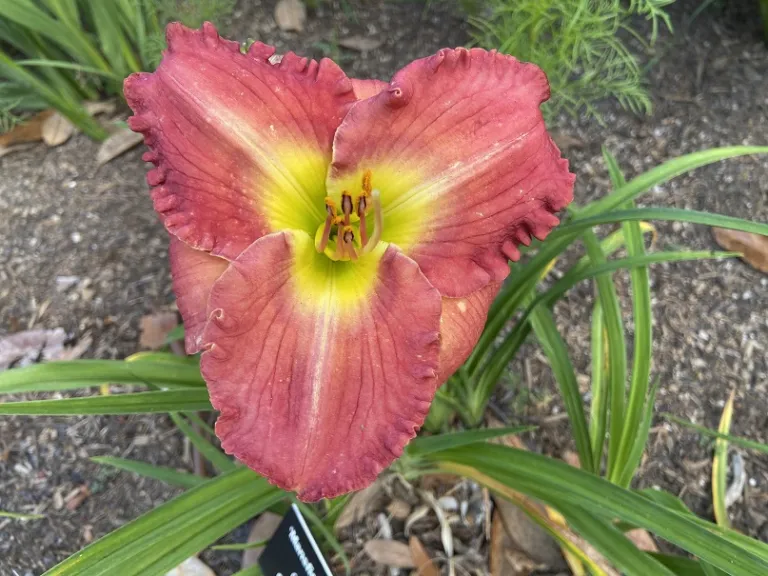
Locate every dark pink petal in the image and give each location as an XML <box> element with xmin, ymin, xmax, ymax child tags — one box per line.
<box><xmin>124</xmin><ymin>22</ymin><xmax>356</xmax><ymax>260</ymax></box>
<box><xmin>200</xmin><ymin>231</ymin><xmax>441</xmax><ymax>500</ymax></box>
<box><xmin>350</xmin><ymin>78</ymin><xmax>388</xmax><ymax>100</ymax></box>
<box><xmin>438</xmin><ymin>282</ymin><xmax>501</xmax><ymax>382</ymax></box>
<box><xmin>328</xmin><ymin>48</ymin><xmax>575</xmax><ymax>298</ymax></box>
<box><xmin>168</xmin><ymin>237</ymin><xmax>228</xmax><ymax>354</ymax></box>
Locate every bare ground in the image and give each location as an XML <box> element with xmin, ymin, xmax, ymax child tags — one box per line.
<box><xmin>1</xmin><ymin>0</ymin><xmax>767</xmax><ymax>574</ymax></box>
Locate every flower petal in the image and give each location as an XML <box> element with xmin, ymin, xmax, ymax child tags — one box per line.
<box><xmin>350</xmin><ymin>78</ymin><xmax>388</xmax><ymax>100</ymax></box>
<box><xmin>168</xmin><ymin>237</ymin><xmax>229</xmax><ymax>354</ymax></box>
<box><xmin>327</xmin><ymin>48</ymin><xmax>575</xmax><ymax>297</ymax></box>
<box><xmin>438</xmin><ymin>282</ymin><xmax>501</xmax><ymax>382</ymax></box>
<box><xmin>200</xmin><ymin>231</ymin><xmax>441</xmax><ymax>500</ymax></box>
<box><xmin>125</xmin><ymin>22</ymin><xmax>356</xmax><ymax>260</ymax></box>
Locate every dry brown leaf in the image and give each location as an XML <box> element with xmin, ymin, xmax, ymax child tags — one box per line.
<box><xmin>83</xmin><ymin>100</ymin><xmax>117</xmax><ymax>116</ymax></box>
<box><xmin>274</xmin><ymin>0</ymin><xmax>306</xmax><ymax>32</ymax></box>
<box><xmin>0</xmin><ymin>110</ymin><xmax>53</xmax><ymax>147</ymax></box>
<box><xmin>551</xmin><ymin>131</ymin><xmax>585</xmax><ymax>151</ymax></box>
<box><xmin>42</xmin><ymin>112</ymin><xmax>75</xmax><ymax>146</ymax></box>
<box><xmin>713</xmin><ymin>227</ymin><xmax>768</xmax><ymax>274</ymax></box>
<box><xmin>0</xmin><ymin>328</ymin><xmax>68</xmax><ymax>370</ymax></box>
<box><xmin>242</xmin><ymin>512</ymin><xmax>282</xmax><ymax>568</ymax></box>
<box><xmin>387</xmin><ymin>498</ymin><xmax>411</xmax><ymax>520</ymax></box>
<box><xmin>96</xmin><ymin>127</ymin><xmax>144</xmax><ymax>166</ymax></box>
<box><xmin>626</xmin><ymin>528</ymin><xmax>659</xmax><ymax>552</ymax></box>
<box><xmin>408</xmin><ymin>537</ymin><xmax>438</xmax><ymax>576</ymax></box>
<box><xmin>495</xmin><ymin>498</ymin><xmax>566</xmax><ymax>570</ymax></box>
<box><xmin>364</xmin><ymin>539</ymin><xmax>415</xmax><ymax>568</ymax></box>
<box><xmin>139</xmin><ymin>312</ymin><xmax>179</xmax><ymax>350</ymax></box>
<box><xmin>334</xmin><ymin>478</ymin><xmax>385</xmax><ymax>532</ymax></box>
<box><xmin>339</xmin><ymin>36</ymin><xmax>383</xmax><ymax>52</ymax></box>
<box><xmin>490</xmin><ymin>509</ymin><xmax>540</xmax><ymax>576</ymax></box>
<box><xmin>164</xmin><ymin>557</ymin><xmax>216</xmax><ymax>576</ymax></box>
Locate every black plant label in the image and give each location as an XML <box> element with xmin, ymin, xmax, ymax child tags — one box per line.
<box><xmin>259</xmin><ymin>504</ymin><xmax>333</xmax><ymax>576</ymax></box>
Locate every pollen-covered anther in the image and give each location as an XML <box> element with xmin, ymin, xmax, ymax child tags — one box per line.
<box><xmin>342</xmin><ymin>226</ymin><xmax>358</xmax><ymax>261</ymax></box>
<box><xmin>317</xmin><ymin>197</ymin><xmax>337</xmax><ymax>253</ymax></box>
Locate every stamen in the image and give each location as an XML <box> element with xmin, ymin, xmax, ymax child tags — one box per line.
<box><xmin>317</xmin><ymin>197</ymin><xmax>337</xmax><ymax>253</ymax></box>
<box><xmin>341</xmin><ymin>192</ymin><xmax>353</xmax><ymax>225</ymax></box>
<box><xmin>336</xmin><ymin>224</ymin><xmax>345</xmax><ymax>259</ymax></box>
<box><xmin>357</xmin><ymin>194</ymin><xmax>369</xmax><ymax>247</ymax></box>
<box><xmin>343</xmin><ymin>226</ymin><xmax>358</xmax><ymax>261</ymax></box>
<box><xmin>362</xmin><ymin>189</ymin><xmax>383</xmax><ymax>255</ymax></box>
<box><xmin>362</xmin><ymin>169</ymin><xmax>372</xmax><ymax>195</ymax></box>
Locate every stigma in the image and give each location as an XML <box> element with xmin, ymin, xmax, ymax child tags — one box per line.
<box><xmin>315</xmin><ymin>171</ymin><xmax>383</xmax><ymax>261</ymax></box>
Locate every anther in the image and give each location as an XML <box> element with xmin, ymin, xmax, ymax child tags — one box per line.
<box><xmin>342</xmin><ymin>226</ymin><xmax>358</xmax><ymax>261</ymax></box>
<box><xmin>357</xmin><ymin>194</ymin><xmax>369</xmax><ymax>247</ymax></box>
<box><xmin>362</xmin><ymin>169</ymin><xmax>372</xmax><ymax>195</ymax></box>
<box><xmin>317</xmin><ymin>197</ymin><xmax>337</xmax><ymax>253</ymax></box>
<box><xmin>341</xmin><ymin>192</ymin><xmax>353</xmax><ymax>225</ymax></box>
<box><xmin>361</xmin><ymin>189</ymin><xmax>383</xmax><ymax>255</ymax></box>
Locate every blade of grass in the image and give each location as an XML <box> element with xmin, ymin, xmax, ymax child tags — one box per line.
<box><xmin>211</xmin><ymin>538</ymin><xmax>269</xmax><ymax>551</ymax></box>
<box><xmin>713</xmin><ymin>391</ymin><xmax>735</xmax><ymax>528</ymax></box>
<box><xmin>589</xmin><ymin>300</ymin><xmax>609</xmax><ymax>470</ymax></box>
<box><xmin>169</xmin><ymin>412</ymin><xmax>235</xmax><ymax>473</ymax></box>
<box><xmin>91</xmin><ymin>456</ymin><xmax>204</xmax><ymax>489</ymax></box>
<box><xmin>0</xmin><ymin>359</ymin><xmax>206</xmax><ymax>394</ymax></box>
<box><xmin>663</xmin><ymin>414</ymin><xmax>768</xmax><ymax>455</ymax></box>
<box><xmin>406</xmin><ymin>426</ymin><xmax>534</xmax><ymax>457</ymax></box>
<box><xmin>232</xmin><ymin>565</ymin><xmax>264</xmax><ymax>576</ymax></box>
<box><xmin>618</xmin><ymin>380</ymin><xmax>659</xmax><ymax>487</ymax></box>
<box><xmin>0</xmin><ymin>389</ymin><xmax>212</xmax><ymax>415</ymax></box>
<box><xmin>581</xmin><ymin>230</ymin><xmax>626</xmax><ymax>478</ymax></box>
<box><xmin>0</xmin><ymin>511</ymin><xmax>44</xmax><ymax>520</ymax></box>
<box><xmin>529</xmin><ymin>304</ymin><xmax>594</xmax><ymax>473</ymax></box>
<box><xmin>430</xmin><ymin>444</ymin><xmax>768</xmax><ymax>573</ymax></box>
<box><xmin>15</xmin><ymin>59</ymin><xmax>122</xmax><ymax>79</ymax></box>
<box><xmin>42</xmin><ymin>468</ymin><xmax>284</xmax><ymax>576</ymax></box>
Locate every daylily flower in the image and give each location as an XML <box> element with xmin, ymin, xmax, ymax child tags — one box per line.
<box><xmin>125</xmin><ymin>22</ymin><xmax>574</xmax><ymax>501</ymax></box>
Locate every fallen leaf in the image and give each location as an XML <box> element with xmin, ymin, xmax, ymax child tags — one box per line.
<box><xmin>409</xmin><ymin>537</ymin><xmax>438</xmax><ymax>576</ymax></box>
<box><xmin>96</xmin><ymin>127</ymin><xmax>144</xmax><ymax>166</ymax></box>
<box><xmin>0</xmin><ymin>328</ymin><xmax>68</xmax><ymax>370</ymax></box>
<box><xmin>626</xmin><ymin>528</ymin><xmax>659</xmax><ymax>552</ymax></box>
<box><xmin>495</xmin><ymin>498</ymin><xmax>567</xmax><ymax>570</ymax></box>
<box><xmin>364</xmin><ymin>540</ymin><xmax>415</xmax><ymax>568</ymax></box>
<box><xmin>338</xmin><ymin>36</ymin><xmax>383</xmax><ymax>52</ymax></box>
<box><xmin>241</xmin><ymin>512</ymin><xmax>282</xmax><ymax>568</ymax></box>
<box><xmin>335</xmin><ymin>478</ymin><xmax>385</xmax><ymax>532</ymax></box>
<box><xmin>0</xmin><ymin>110</ymin><xmax>52</xmax><ymax>147</ymax></box>
<box><xmin>42</xmin><ymin>112</ymin><xmax>75</xmax><ymax>146</ymax></box>
<box><xmin>490</xmin><ymin>509</ymin><xmax>541</xmax><ymax>576</ymax></box>
<box><xmin>83</xmin><ymin>100</ymin><xmax>117</xmax><ymax>116</ymax></box>
<box><xmin>386</xmin><ymin>498</ymin><xmax>411</xmax><ymax>520</ymax></box>
<box><xmin>65</xmin><ymin>485</ymin><xmax>90</xmax><ymax>511</ymax></box>
<box><xmin>164</xmin><ymin>557</ymin><xmax>216</xmax><ymax>576</ymax></box>
<box><xmin>139</xmin><ymin>312</ymin><xmax>179</xmax><ymax>350</ymax></box>
<box><xmin>713</xmin><ymin>228</ymin><xmax>768</xmax><ymax>274</ymax></box>
<box><xmin>274</xmin><ymin>0</ymin><xmax>306</xmax><ymax>32</ymax></box>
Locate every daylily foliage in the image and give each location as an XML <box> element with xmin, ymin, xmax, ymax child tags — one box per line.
<box><xmin>125</xmin><ymin>22</ymin><xmax>574</xmax><ymax>500</ymax></box>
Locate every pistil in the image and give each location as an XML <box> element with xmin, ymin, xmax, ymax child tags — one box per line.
<box><xmin>317</xmin><ymin>197</ymin><xmax>337</xmax><ymax>253</ymax></box>
<box><xmin>361</xmin><ymin>189</ymin><xmax>383</xmax><ymax>255</ymax></box>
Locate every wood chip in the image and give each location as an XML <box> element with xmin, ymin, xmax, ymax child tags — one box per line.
<box><xmin>96</xmin><ymin>127</ymin><xmax>144</xmax><ymax>166</ymax></box>
<box><xmin>83</xmin><ymin>100</ymin><xmax>117</xmax><ymax>116</ymax></box>
<box><xmin>364</xmin><ymin>539</ymin><xmax>415</xmax><ymax>568</ymax></box>
<box><xmin>64</xmin><ymin>485</ymin><xmax>90</xmax><ymax>511</ymax></box>
<box><xmin>713</xmin><ymin>227</ymin><xmax>768</xmax><ymax>274</ymax></box>
<box><xmin>139</xmin><ymin>312</ymin><xmax>179</xmax><ymax>350</ymax></box>
<box><xmin>164</xmin><ymin>557</ymin><xmax>216</xmax><ymax>576</ymax></box>
<box><xmin>409</xmin><ymin>536</ymin><xmax>438</xmax><ymax>576</ymax></box>
<box><xmin>274</xmin><ymin>0</ymin><xmax>306</xmax><ymax>32</ymax></box>
<box><xmin>41</xmin><ymin>112</ymin><xmax>75</xmax><ymax>146</ymax></box>
<box><xmin>626</xmin><ymin>528</ymin><xmax>659</xmax><ymax>552</ymax></box>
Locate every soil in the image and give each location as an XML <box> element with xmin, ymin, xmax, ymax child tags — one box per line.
<box><xmin>1</xmin><ymin>0</ymin><xmax>767</xmax><ymax>574</ymax></box>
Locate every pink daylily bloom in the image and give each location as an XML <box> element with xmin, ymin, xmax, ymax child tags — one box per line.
<box><xmin>125</xmin><ymin>22</ymin><xmax>574</xmax><ymax>501</ymax></box>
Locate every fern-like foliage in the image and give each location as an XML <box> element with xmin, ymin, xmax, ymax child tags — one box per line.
<box><xmin>467</xmin><ymin>0</ymin><xmax>675</xmax><ymax>122</ymax></box>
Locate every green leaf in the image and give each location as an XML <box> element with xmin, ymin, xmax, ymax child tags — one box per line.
<box><xmin>232</xmin><ymin>565</ymin><xmax>264</xmax><ymax>576</ymax></box>
<box><xmin>663</xmin><ymin>414</ymin><xmax>768</xmax><ymax>455</ymax></box>
<box><xmin>91</xmin><ymin>456</ymin><xmax>204</xmax><ymax>489</ymax></box>
<box><xmin>529</xmin><ymin>304</ymin><xmax>594</xmax><ymax>473</ymax></box>
<box><xmin>589</xmin><ymin>299</ymin><xmax>609</xmax><ymax>469</ymax></box>
<box><xmin>169</xmin><ymin>412</ymin><xmax>235</xmax><ymax>473</ymax></box>
<box><xmin>581</xmin><ymin>229</ymin><xmax>627</xmax><ymax>478</ymax></box>
<box><xmin>211</xmin><ymin>539</ymin><xmax>269</xmax><ymax>551</ymax></box>
<box><xmin>557</xmin><ymin>501</ymin><xmax>676</xmax><ymax>576</ymax></box>
<box><xmin>713</xmin><ymin>392</ymin><xmax>735</xmax><ymax>528</ymax></box>
<box><xmin>406</xmin><ymin>426</ymin><xmax>534</xmax><ymax>457</ymax></box>
<box><xmin>0</xmin><ymin>510</ymin><xmax>44</xmax><ymax>520</ymax></box>
<box><xmin>42</xmin><ymin>468</ymin><xmax>284</xmax><ymax>576</ymax></box>
<box><xmin>618</xmin><ymin>380</ymin><xmax>659</xmax><ymax>487</ymax></box>
<box><xmin>430</xmin><ymin>444</ymin><xmax>768</xmax><ymax>574</ymax></box>
<box><xmin>0</xmin><ymin>389</ymin><xmax>212</xmax><ymax>415</ymax></box>
<box><xmin>0</xmin><ymin>359</ymin><xmax>205</xmax><ymax>394</ymax></box>
<box><xmin>649</xmin><ymin>553</ymin><xmax>708</xmax><ymax>576</ymax></box>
